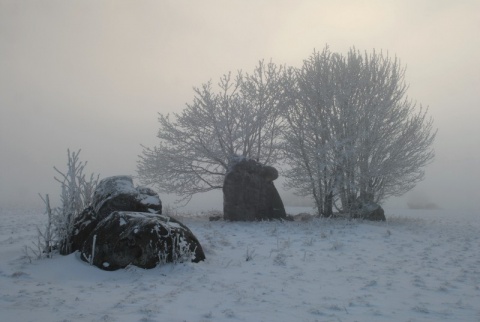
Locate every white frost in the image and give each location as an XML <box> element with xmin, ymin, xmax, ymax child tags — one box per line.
<box><xmin>139</xmin><ymin>195</ymin><xmax>161</xmax><ymax>205</ymax></box>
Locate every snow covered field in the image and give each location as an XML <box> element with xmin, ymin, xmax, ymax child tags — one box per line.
<box><xmin>0</xmin><ymin>207</ymin><xmax>479</xmax><ymax>322</ymax></box>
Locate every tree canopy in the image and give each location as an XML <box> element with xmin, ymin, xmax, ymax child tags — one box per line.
<box><xmin>283</xmin><ymin>46</ymin><xmax>436</xmax><ymax>215</ymax></box>
<box><xmin>138</xmin><ymin>46</ymin><xmax>436</xmax><ymax>214</ymax></box>
<box><xmin>137</xmin><ymin>61</ymin><xmax>286</xmax><ymax>202</ymax></box>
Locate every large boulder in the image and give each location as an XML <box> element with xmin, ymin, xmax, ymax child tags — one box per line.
<box><xmin>80</xmin><ymin>211</ymin><xmax>205</xmax><ymax>271</ymax></box>
<box><xmin>352</xmin><ymin>199</ymin><xmax>386</xmax><ymax>221</ymax></box>
<box><xmin>63</xmin><ymin>175</ymin><xmax>205</xmax><ymax>270</ymax></box>
<box><xmin>223</xmin><ymin>157</ymin><xmax>287</xmax><ymax>221</ymax></box>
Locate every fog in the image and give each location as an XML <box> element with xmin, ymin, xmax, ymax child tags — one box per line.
<box><xmin>1</xmin><ymin>1</ymin><xmax>479</xmax><ymax>212</ymax></box>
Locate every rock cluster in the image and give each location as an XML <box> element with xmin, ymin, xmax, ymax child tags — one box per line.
<box><xmin>63</xmin><ymin>176</ymin><xmax>205</xmax><ymax>270</ymax></box>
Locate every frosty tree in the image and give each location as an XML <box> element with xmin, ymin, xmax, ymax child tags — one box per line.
<box><xmin>139</xmin><ymin>47</ymin><xmax>435</xmax><ymax>210</ymax></box>
<box><xmin>137</xmin><ymin>61</ymin><xmax>286</xmax><ymax>202</ymax></box>
<box><xmin>283</xmin><ymin>46</ymin><xmax>436</xmax><ymax>216</ymax></box>
<box><xmin>282</xmin><ymin>48</ymin><xmax>337</xmax><ymax>216</ymax></box>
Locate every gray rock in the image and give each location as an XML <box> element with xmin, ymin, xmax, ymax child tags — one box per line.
<box><xmin>63</xmin><ymin>175</ymin><xmax>205</xmax><ymax>270</ymax></box>
<box><xmin>92</xmin><ymin>176</ymin><xmax>162</xmax><ymax>219</ymax></box>
<box><xmin>352</xmin><ymin>199</ymin><xmax>386</xmax><ymax>221</ymax></box>
<box><xmin>61</xmin><ymin>206</ymin><xmax>98</xmax><ymax>255</ymax></box>
<box><xmin>223</xmin><ymin>157</ymin><xmax>286</xmax><ymax>221</ymax></box>
<box><xmin>80</xmin><ymin>211</ymin><xmax>205</xmax><ymax>270</ymax></box>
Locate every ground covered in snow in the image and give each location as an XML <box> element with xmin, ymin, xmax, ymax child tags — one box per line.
<box><xmin>0</xmin><ymin>207</ymin><xmax>479</xmax><ymax>322</ymax></box>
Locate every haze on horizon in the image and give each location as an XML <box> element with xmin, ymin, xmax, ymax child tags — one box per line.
<box><xmin>1</xmin><ymin>0</ymin><xmax>479</xmax><ymax>212</ymax></box>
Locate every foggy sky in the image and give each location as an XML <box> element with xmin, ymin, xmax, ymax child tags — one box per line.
<box><xmin>1</xmin><ymin>0</ymin><xmax>479</xmax><ymax>211</ymax></box>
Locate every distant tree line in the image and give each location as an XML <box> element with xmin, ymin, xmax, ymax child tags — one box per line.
<box><xmin>137</xmin><ymin>45</ymin><xmax>436</xmax><ymax>216</ymax></box>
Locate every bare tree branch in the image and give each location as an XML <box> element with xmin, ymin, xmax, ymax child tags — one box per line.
<box><xmin>283</xmin><ymin>46</ymin><xmax>436</xmax><ymax>216</ymax></box>
<box><xmin>137</xmin><ymin>61</ymin><xmax>286</xmax><ymax>203</ymax></box>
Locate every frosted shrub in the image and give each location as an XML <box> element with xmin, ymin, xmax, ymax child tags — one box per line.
<box><xmin>34</xmin><ymin>149</ymin><xmax>99</xmax><ymax>258</ymax></box>
<box><xmin>31</xmin><ymin>194</ymin><xmax>57</xmax><ymax>259</ymax></box>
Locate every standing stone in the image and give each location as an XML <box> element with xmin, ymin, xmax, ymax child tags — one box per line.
<box><xmin>223</xmin><ymin>157</ymin><xmax>287</xmax><ymax>221</ymax></box>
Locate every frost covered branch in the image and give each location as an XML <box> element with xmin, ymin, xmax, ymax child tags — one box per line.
<box><xmin>34</xmin><ymin>149</ymin><xmax>100</xmax><ymax>258</ymax></box>
<box><xmin>283</xmin><ymin>46</ymin><xmax>436</xmax><ymax>216</ymax></box>
<box><xmin>137</xmin><ymin>61</ymin><xmax>286</xmax><ymax>202</ymax></box>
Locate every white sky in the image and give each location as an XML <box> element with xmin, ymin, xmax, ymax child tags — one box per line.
<box><xmin>1</xmin><ymin>0</ymin><xmax>479</xmax><ymax>211</ymax></box>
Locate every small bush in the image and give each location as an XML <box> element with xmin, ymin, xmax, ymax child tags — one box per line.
<box><xmin>31</xmin><ymin>149</ymin><xmax>99</xmax><ymax>259</ymax></box>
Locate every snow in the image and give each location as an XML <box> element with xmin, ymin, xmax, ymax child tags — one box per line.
<box><xmin>139</xmin><ymin>195</ymin><xmax>161</xmax><ymax>206</ymax></box>
<box><xmin>1</xmin><ymin>207</ymin><xmax>479</xmax><ymax>322</ymax></box>
<box><xmin>94</xmin><ymin>176</ymin><xmax>138</xmax><ymax>205</ymax></box>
